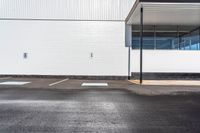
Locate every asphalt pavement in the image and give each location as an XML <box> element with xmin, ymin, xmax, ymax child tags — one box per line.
<box><xmin>0</xmin><ymin>88</ymin><xmax>200</xmax><ymax>133</ymax></box>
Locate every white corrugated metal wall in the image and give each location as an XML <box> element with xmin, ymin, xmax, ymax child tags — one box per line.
<box><xmin>0</xmin><ymin>0</ymin><xmax>135</xmax><ymax>76</ymax></box>
<box><xmin>0</xmin><ymin>0</ymin><xmax>134</xmax><ymax>20</ymax></box>
<box><xmin>0</xmin><ymin>20</ymin><xmax>128</xmax><ymax>76</ymax></box>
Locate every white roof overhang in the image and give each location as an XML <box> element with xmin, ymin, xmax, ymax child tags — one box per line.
<box><xmin>126</xmin><ymin>2</ymin><xmax>200</xmax><ymax>26</ymax></box>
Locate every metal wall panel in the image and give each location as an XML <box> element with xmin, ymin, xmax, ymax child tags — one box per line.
<box><xmin>0</xmin><ymin>0</ymin><xmax>135</xmax><ymax>20</ymax></box>
<box><xmin>131</xmin><ymin>50</ymin><xmax>200</xmax><ymax>73</ymax></box>
<box><xmin>0</xmin><ymin>20</ymin><xmax>128</xmax><ymax>76</ymax></box>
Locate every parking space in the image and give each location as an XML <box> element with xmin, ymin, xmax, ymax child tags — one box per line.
<box><xmin>0</xmin><ymin>77</ymin><xmax>200</xmax><ymax>132</ymax></box>
<box><xmin>0</xmin><ymin>77</ymin><xmax>131</xmax><ymax>90</ymax></box>
<box><xmin>0</xmin><ymin>77</ymin><xmax>66</xmax><ymax>89</ymax></box>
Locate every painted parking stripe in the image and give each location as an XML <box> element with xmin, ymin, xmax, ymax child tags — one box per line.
<box><xmin>49</xmin><ymin>78</ymin><xmax>69</xmax><ymax>86</ymax></box>
<box><xmin>0</xmin><ymin>77</ymin><xmax>12</xmax><ymax>80</ymax></box>
<box><xmin>81</xmin><ymin>83</ymin><xmax>108</xmax><ymax>87</ymax></box>
<box><xmin>0</xmin><ymin>81</ymin><xmax>30</xmax><ymax>85</ymax></box>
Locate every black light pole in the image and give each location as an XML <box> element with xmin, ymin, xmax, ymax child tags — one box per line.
<box><xmin>140</xmin><ymin>6</ymin><xmax>143</xmax><ymax>84</ymax></box>
<box><xmin>199</xmin><ymin>27</ymin><xmax>200</xmax><ymax>50</ymax></box>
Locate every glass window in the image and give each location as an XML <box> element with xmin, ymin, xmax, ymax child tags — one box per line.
<box><xmin>132</xmin><ymin>25</ymin><xmax>200</xmax><ymax>50</ymax></box>
<box><xmin>132</xmin><ymin>25</ymin><xmax>155</xmax><ymax>49</ymax></box>
<box><xmin>132</xmin><ymin>32</ymin><xmax>140</xmax><ymax>49</ymax></box>
<box><xmin>156</xmin><ymin>32</ymin><xmax>177</xmax><ymax>49</ymax></box>
<box><xmin>179</xmin><ymin>27</ymin><xmax>200</xmax><ymax>50</ymax></box>
<box><xmin>143</xmin><ymin>32</ymin><xmax>155</xmax><ymax>49</ymax></box>
<box><xmin>191</xmin><ymin>29</ymin><xmax>200</xmax><ymax>50</ymax></box>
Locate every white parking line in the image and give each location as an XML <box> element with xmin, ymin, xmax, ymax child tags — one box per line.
<box><xmin>81</xmin><ymin>83</ymin><xmax>108</xmax><ymax>87</ymax></box>
<box><xmin>49</xmin><ymin>78</ymin><xmax>69</xmax><ymax>86</ymax></box>
<box><xmin>0</xmin><ymin>77</ymin><xmax>12</xmax><ymax>80</ymax></box>
<box><xmin>0</xmin><ymin>81</ymin><xmax>30</xmax><ymax>85</ymax></box>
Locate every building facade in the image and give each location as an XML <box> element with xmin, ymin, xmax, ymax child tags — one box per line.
<box><xmin>126</xmin><ymin>0</ymin><xmax>200</xmax><ymax>80</ymax></box>
<box><xmin>0</xmin><ymin>0</ymin><xmax>134</xmax><ymax>78</ymax></box>
<box><xmin>0</xmin><ymin>0</ymin><xmax>200</xmax><ymax>79</ymax></box>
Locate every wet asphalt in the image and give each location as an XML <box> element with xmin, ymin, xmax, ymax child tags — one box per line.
<box><xmin>0</xmin><ymin>88</ymin><xmax>200</xmax><ymax>133</ymax></box>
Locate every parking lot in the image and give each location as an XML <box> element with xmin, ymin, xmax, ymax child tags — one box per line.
<box><xmin>0</xmin><ymin>77</ymin><xmax>200</xmax><ymax>133</ymax></box>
